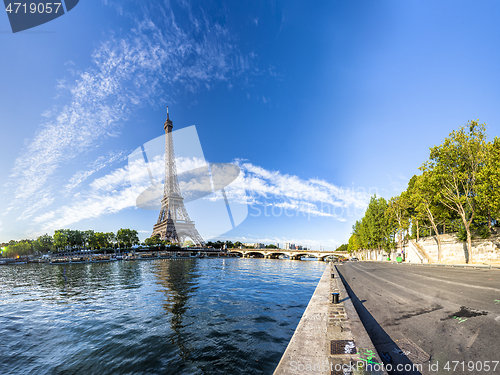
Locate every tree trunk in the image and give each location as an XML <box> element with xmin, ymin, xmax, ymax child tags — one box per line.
<box><xmin>416</xmin><ymin>220</ymin><xmax>419</xmax><ymax>241</ymax></box>
<box><xmin>488</xmin><ymin>211</ymin><xmax>492</xmax><ymax>229</ymax></box>
<box><xmin>430</xmin><ymin>220</ymin><xmax>441</xmax><ymax>263</ymax></box>
<box><xmin>399</xmin><ymin>231</ymin><xmax>402</xmax><ymax>255</ymax></box>
<box><xmin>466</xmin><ymin>228</ymin><xmax>473</xmax><ymax>264</ymax></box>
<box><xmin>460</xmin><ymin>209</ymin><xmax>474</xmax><ymax>264</ymax></box>
<box><xmin>461</xmin><ymin>217</ymin><xmax>473</xmax><ymax>264</ymax></box>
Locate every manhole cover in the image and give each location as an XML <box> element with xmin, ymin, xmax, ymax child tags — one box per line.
<box><xmin>331</xmin><ymin>340</ymin><xmax>356</xmax><ymax>355</ymax></box>
<box><xmin>397</xmin><ymin>338</ymin><xmax>430</xmax><ymax>364</ymax></box>
<box><xmin>379</xmin><ymin>338</ymin><xmax>430</xmax><ymax>365</ymax></box>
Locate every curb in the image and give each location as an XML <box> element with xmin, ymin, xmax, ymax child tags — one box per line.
<box><xmin>273</xmin><ymin>264</ymin><xmax>388</xmax><ymax>375</ymax></box>
<box><xmin>395</xmin><ymin>262</ymin><xmax>500</xmax><ymax>269</ymax></box>
<box><xmin>273</xmin><ymin>265</ymin><xmax>332</xmax><ymax>375</ymax></box>
<box><xmin>332</xmin><ymin>264</ymin><xmax>388</xmax><ymax>375</ymax></box>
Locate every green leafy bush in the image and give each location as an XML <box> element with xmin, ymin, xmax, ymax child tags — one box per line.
<box><xmin>478</xmin><ymin>226</ymin><xmax>491</xmax><ymax>239</ymax></box>
<box><xmin>457</xmin><ymin>226</ymin><xmax>468</xmax><ymax>242</ymax></box>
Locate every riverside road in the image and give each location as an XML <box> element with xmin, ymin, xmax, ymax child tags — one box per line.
<box><xmin>337</xmin><ymin>262</ymin><xmax>500</xmax><ymax>375</ymax></box>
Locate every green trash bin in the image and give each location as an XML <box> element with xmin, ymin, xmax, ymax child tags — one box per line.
<box><xmin>396</xmin><ymin>256</ymin><xmax>402</xmax><ymax>263</ymax></box>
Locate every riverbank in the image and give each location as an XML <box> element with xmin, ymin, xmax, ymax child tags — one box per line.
<box><xmin>273</xmin><ymin>263</ymin><xmax>386</xmax><ymax>375</ymax></box>
<box><xmin>0</xmin><ymin>249</ymin><xmax>239</xmax><ymax>265</ymax></box>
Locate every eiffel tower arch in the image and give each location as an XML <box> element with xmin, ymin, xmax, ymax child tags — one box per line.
<box><xmin>151</xmin><ymin>108</ymin><xmax>206</xmax><ymax>247</ymax></box>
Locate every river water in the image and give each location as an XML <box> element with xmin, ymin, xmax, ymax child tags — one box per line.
<box><xmin>0</xmin><ymin>258</ymin><xmax>326</xmax><ymax>375</ymax></box>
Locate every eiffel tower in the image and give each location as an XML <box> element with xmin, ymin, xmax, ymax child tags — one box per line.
<box><xmin>151</xmin><ymin>107</ymin><xmax>206</xmax><ymax>247</ymax></box>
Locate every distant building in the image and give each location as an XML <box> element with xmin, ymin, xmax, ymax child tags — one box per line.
<box><xmin>243</xmin><ymin>242</ymin><xmax>265</xmax><ymax>249</ymax></box>
<box><xmin>284</xmin><ymin>242</ymin><xmax>295</xmax><ymax>250</ymax></box>
<box><xmin>275</xmin><ymin>243</ymin><xmax>280</xmax><ymax>249</ymax></box>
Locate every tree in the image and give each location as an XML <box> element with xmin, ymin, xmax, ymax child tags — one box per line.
<box><xmin>350</xmin><ymin>195</ymin><xmax>395</xmax><ymax>253</ymax></box>
<box><xmin>105</xmin><ymin>232</ymin><xmax>116</xmax><ymax>248</ymax></box>
<box><xmin>386</xmin><ymin>194</ymin><xmax>410</xmax><ymax>255</ymax></box>
<box><xmin>411</xmin><ymin>171</ymin><xmax>450</xmax><ymax>262</ymax></box>
<box><xmin>33</xmin><ymin>234</ymin><xmax>53</xmax><ymax>253</ymax></box>
<box><xmin>5</xmin><ymin>240</ymin><xmax>32</xmax><ymax>257</ymax></box>
<box><xmin>347</xmin><ymin>234</ymin><xmax>361</xmax><ymax>253</ymax></box>
<box><xmin>67</xmin><ymin>230</ymin><xmax>83</xmax><ymax>249</ymax></box>
<box><xmin>53</xmin><ymin>230</ymin><xmax>68</xmax><ymax>250</ymax></box>
<box><xmin>477</xmin><ymin>136</ymin><xmax>500</xmax><ymax>228</ymax></box>
<box><xmin>422</xmin><ymin>120</ymin><xmax>488</xmax><ymax>263</ymax></box>
<box><xmin>183</xmin><ymin>239</ymin><xmax>194</xmax><ymax>247</ymax></box>
<box><xmin>144</xmin><ymin>236</ymin><xmax>163</xmax><ymax>249</ymax></box>
<box><xmin>116</xmin><ymin>229</ymin><xmax>139</xmax><ymax>248</ymax></box>
<box><xmin>336</xmin><ymin>243</ymin><xmax>348</xmax><ymax>252</ymax></box>
<box><xmin>365</xmin><ymin>195</ymin><xmax>394</xmax><ymax>251</ymax></box>
<box><xmin>83</xmin><ymin>230</ymin><xmax>97</xmax><ymax>249</ymax></box>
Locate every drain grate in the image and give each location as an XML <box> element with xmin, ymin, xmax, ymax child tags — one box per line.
<box><xmin>330</xmin><ymin>360</ymin><xmax>354</xmax><ymax>375</ymax></box>
<box><xmin>331</xmin><ymin>340</ymin><xmax>356</xmax><ymax>355</ymax></box>
<box><xmin>331</xmin><ymin>370</ymin><xmax>352</xmax><ymax>375</ymax></box>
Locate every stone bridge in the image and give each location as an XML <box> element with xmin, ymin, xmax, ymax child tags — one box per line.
<box><xmin>227</xmin><ymin>249</ymin><xmax>348</xmax><ymax>261</ymax></box>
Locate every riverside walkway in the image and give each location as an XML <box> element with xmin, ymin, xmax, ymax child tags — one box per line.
<box><xmin>273</xmin><ymin>263</ymin><xmax>386</xmax><ymax>375</ymax></box>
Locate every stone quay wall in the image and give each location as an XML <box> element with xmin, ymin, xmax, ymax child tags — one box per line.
<box><xmin>354</xmin><ymin>229</ymin><xmax>500</xmax><ymax>264</ymax></box>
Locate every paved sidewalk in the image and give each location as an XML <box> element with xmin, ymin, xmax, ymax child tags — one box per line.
<box><xmin>273</xmin><ymin>263</ymin><xmax>386</xmax><ymax>375</ymax></box>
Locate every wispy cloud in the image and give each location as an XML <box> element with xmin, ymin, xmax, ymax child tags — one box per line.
<box><xmin>32</xmin><ymin>158</ymin><xmax>370</xmax><ymax>233</ymax></box>
<box><xmin>7</xmin><ymin>2</ymin><xmax>252</xmax><ymax>219</ymax></box>
<box><xmin>227</xmin><ymin>161</ymin><xmax>370</xmax><ymax>219</ymax></box>
<box><xmin>64</xmin><ymin>151</ymin><xmax>127</xmax><ymax>194</ymax></box>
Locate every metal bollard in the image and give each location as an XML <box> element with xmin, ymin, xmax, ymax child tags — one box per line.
<box><xmin>332</xmin><ymin>293</ymin><xmax>339</xmax><ymax>304</ymax></box>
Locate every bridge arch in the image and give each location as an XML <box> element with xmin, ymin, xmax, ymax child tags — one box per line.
<box><xmin>245</xmin><ymin>251</ymin><xmax>265</xmax><ymax>258</ymax></box>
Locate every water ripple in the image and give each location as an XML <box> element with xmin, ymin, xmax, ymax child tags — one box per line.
<box><xmin>0</xmin><ymin>258</ymin><xmax>325</xmax><ymax>375</ymax></box>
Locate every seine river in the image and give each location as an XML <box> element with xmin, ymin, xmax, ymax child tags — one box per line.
<box><xmin>0</xmin><ymin>258</ymin><xmax>326</xmax><ymax>375</ymax></box>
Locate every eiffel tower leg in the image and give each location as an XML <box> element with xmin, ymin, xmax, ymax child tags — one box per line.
<box><xmin>177</xmin><ymin>228</ymin><xmax>206</xmax><ymax>247</ymax></box>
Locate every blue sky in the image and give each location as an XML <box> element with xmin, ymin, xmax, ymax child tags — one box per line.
<box><xmin>2</xmin><ymin>0</ymin><xmax>500</xmax><ymax>249</ymax></box>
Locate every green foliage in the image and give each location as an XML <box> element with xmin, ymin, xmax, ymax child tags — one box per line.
<box><xmin>478</xmin><ymin>225</ymin><xmax>491</xmax><ymax>239</ymax></box>
<box><xmin>4</xmin><ymin>240</ymin><xmax>33</xmax><ymax>257</ymax></box>
<box><xmin>347</xmin><ymin>234</ymin><xmax>361</xmax><ymax>253</ymax></box>
<box><xmin>53</xmin><ymin>230</ymin><xmax>69</xmax><ymax>250</ymax></box>
<box><xmin>336</xmin><ymin>243</ymin><xmax>348</xmax><ymax>252</ymax></box>
<box><xmin>116</xmin><ymin>228</ymin><xmax>139</xmax><ymax>248</ymax></box>
<box><xmin>350</xmin><ymin>120</ymin><xmax>500</xmax><ymax>262</ymax></box>
<box><xmin>457</xmin><ymin>225</ymin><xmax>468</xmax><ymax>242</ymax></box>
<box><xmin>33</xmin><ymin>234</ymin><xmax>54</xmax><ymax>253</ymax></box>
<box><xmin>421</xmin><ymin>120</ymin><xmax>488</xmax><ymax>256</ymax></box>
<box><xmin>352</xmin><ymin>195</ymin><xmax>395</xmax><ymax>252</ymax></box>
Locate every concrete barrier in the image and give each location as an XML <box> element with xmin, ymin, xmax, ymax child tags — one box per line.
<box><xmin>273</xmin><ymin>264</ymin><xmax>387</xmax><ymax>375</ymax></box>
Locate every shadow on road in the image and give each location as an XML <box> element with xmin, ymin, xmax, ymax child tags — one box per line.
<box><xmin>337</xmin><ymin>267</ymin><xmax>423</xmax><ymax>375</ymax></box>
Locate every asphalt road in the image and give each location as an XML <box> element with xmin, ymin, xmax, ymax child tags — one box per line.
<box><xmin>336</xmin><ymin>262</ymin><xmax>500</xmax><ymax>375</ymax></box>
